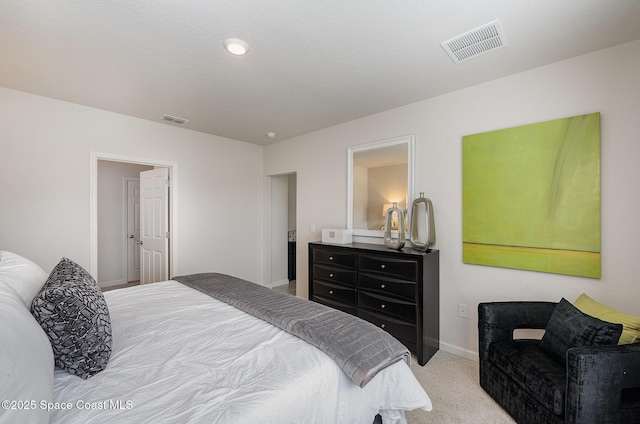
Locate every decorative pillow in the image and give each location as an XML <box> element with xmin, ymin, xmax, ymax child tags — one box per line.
<box><xmin>574</xmin><ymin>293</ymin><xmax>640</xmax><ymax>344</ymax></box>
<box><xmin>31</xmin><ymin>258</ymin><xmax>112</xmax><ymax>379</ymax></box>
<box><xmin>0</xmin><ymin>281</ymin><xmax>54</xmax><ymax>424</ymax></box>
<box><xmin>0</xmin><ymin>250</ymin><xmax>48</xmax><ymax>307</ymax></box>
<box><xmin>540</xmin><ymin>298</ymin><xmax>623</xmax><ymax>364</ymax></box>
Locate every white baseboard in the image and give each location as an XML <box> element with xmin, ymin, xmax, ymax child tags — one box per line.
<box><xmin>439</xmin><ymin>341</ymin><xmax>479</xmax><ymax>362</ymax></box>
<box><xmin>265</xmin><ymin>279</ymin><xmax>289</xmax><ymax>289</ymax></box>
<box><xmin>98</xmin><ymin>278</ymin><xmax>126</xmax><ymax>288</ymax></box>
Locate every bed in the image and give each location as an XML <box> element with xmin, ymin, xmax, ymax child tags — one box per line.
<box><xmin>0</xmin><ymin>251</ymin><xmax>432</xmax><ymax>424</ymax></box>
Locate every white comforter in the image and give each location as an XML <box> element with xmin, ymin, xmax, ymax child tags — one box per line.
<box><xmin>51</xmin><ymin>281</ymin><xmax>431</xmax><ymax>424</ymax></box>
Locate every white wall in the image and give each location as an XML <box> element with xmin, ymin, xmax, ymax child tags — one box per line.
<box><xmin>0</xmin><ymin>88</ymin><xmax>264</xmax><ymax>284</ymax></box>
<box><xmin>288</xmin><ymin>173</ymin><xmax>296</xmax><ymax>231</ymax></box>
<box><xmin>264</xmin><ymin>40</ymin><xmax>640</xmax><ymax>359</ymax></box>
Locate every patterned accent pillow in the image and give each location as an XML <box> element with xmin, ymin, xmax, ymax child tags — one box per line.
<box><xmin>31</xmin><ymin>258</ymin><xmax>112</xmax><ymax>379</ymax></box>
<box><xmin>540</xmin><ymin>298</ymin><xmax>622</xmax><ymax>365</ymax></box>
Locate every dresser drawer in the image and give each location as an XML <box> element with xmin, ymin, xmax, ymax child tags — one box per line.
<box><xmin>359</xmin><ymin>272</ymin><xmax>417</xmax><ymax>302</ymax></box>
<box><xmin>313</xmin><ymin>248</ymin><xmax>356</xmax><ymax>269</ymax></box>
<box><xmin>313</xmin><ymin>281</ymin><xmax>356</xmax><ymax>305</ymax></box>
<box><xmin>358</xmin><ymin>291</ymin><xmax>416</xmax><ymax>323</ymax></box>
<box><xmin>313</xmin><ymin>295</ymin><xmax>357</xmax><ymax>316</ymax></box>
<box><xmin>313</xmin><ymin>265</ymin><xmax>356</xmax><ymax>287</ymax></box>
<box><xmin>358</xmin><ymin>309</ymin><xmax>416</xmax><ymax>344</ymax></box>
<box><xmin>358</xmin><ymin>255</ymin><xmax>418</xmax><ymax>281</ymax></box>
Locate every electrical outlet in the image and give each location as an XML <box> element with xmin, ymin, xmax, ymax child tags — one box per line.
<box><xmin>458</xmin><ymin>303</ymin><xmax>468</xmax><ymax>319</ymax></box>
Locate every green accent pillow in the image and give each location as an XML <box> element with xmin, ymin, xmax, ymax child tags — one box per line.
<box><xmin>574</xmin><ymin>293</ymin><xmax>640</xmax><ymax>344</ymax></box>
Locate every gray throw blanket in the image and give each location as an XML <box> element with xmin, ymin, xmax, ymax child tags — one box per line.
<box><xmin>172</xmin><ymin>273</ymin><xmax>410</xmax><ymax>387</ymax></box>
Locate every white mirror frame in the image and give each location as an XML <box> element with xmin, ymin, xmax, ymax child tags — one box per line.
<box><xmin>347</xmin><ymin>135</ymin><xmax>415</xmax><ymax>239</ymax></box>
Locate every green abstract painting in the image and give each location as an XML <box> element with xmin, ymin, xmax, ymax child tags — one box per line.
<box><xmin>462</xmin><ymin>113</ymin><xmax>601</xmax><ymax>278</ymax></box>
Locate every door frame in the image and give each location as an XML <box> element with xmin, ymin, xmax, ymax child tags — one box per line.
<box><xmin>90</xmin><ymin>152</ymin><xmax>178</xmax><ymax>280</ymax></box>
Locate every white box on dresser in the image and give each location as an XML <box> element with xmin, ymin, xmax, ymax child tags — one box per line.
<box><xmin>321</xmin><ymin>229</ymin><xmax>353</xmax><ymax>244</ymax></box>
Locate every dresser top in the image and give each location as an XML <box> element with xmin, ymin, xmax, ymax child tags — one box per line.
<box><xmin>309</xmin><ymin>241</ymin><xmax>438</xmax><ymax>257</ymax></box>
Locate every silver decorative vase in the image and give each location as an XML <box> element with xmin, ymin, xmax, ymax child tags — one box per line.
<box><xmin>384</xmin><ymin>202</ymin><xmax>406</xmax><ymax>250</ymax></box>
<box><xmin>409</xmin><ymin>192</ymin><xmax>435</xmax><ymax>251</ymax></box>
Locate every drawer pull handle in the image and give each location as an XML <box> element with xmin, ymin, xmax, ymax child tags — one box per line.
<box><xmin>329</xmin><ymin>290</ymin><xmax>334</xmax><ymax>295</ymax></box>
<box><xmin>380</xmin><ymin>264</ymin><xmax>386</xmax><ymax>269</ymax></box>
<box><xmin>329</xmin><ymin>256</ymin><xmax>334</xmax><ymax>261</ymax></box>
<box><xmin>381</xmin><ymin>304</ymin><xmax>386</xmax><ymax>309</ymax></box>
<box><xmin>380</xmin><ymin>284</ymin><xmax>386</xmax><ymax>289</ymax></box>
<box><xmin>329</xmin><ymin>273</ymin><xmax>334</xmax><ymax>277</ymax></box>
<box><xmin>381</xmin><ymin>324</ymin><xmax>386</xmax><ymax>329</ymax></box>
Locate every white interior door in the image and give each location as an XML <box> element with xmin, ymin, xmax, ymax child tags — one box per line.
<box><xmin>126</xmin><ymin>179</ymin><xmax>141</xmax><ymax>282</ymax></box>
<box><xmin>140</xmin><ymin>168</ymin><xmax>169</xmax><ymax>284</ymax></box>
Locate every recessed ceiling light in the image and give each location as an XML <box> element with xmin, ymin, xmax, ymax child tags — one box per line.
<box><xmin>223</xmin><ymin>38</ymin><xmax>250</xmax><ymax>56</ymax></box>
<box><xmin>266</xmin><ymin>131</ymin><xmax>277</xmax><ymax>139</ymax></box>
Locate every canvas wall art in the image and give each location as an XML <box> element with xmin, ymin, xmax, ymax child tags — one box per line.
<box><xmin>462</xmin><ymin>112</ymin><xmax>601</xmax><ymax>278</ymax></box>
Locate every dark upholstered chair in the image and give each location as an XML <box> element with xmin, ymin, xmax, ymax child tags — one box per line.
<box><xmin>478</xmin><ymin>301</ymin><xmax>640</xmax><ymax>424</ymax></box>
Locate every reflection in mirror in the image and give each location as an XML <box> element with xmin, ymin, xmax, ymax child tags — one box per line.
<box><xmin>347</xmin><ymin>135</ymin><xmax>415</xmax><ymax>238</ymax></box>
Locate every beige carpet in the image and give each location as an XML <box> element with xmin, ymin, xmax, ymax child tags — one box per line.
<box><xmin>405</xmin><ymin>350</ymin><xmax>516</xmax><ymax>424</ymax></box>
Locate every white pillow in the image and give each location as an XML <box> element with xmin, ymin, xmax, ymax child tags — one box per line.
<box><xmin>0</xmin><ymin>251</ymin><xmax>48</xmax><ymax>307</ymax></box>
<box><xmin>0</xmin><ymin>281</ymin><xmax>54</xmax><ymax>424</ymax></box>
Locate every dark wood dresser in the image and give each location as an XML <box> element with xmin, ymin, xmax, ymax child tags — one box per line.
<box><xmin>308</xmin><ymin>241</ymin><xmax>439</xmax><ymax>365</ymax></box>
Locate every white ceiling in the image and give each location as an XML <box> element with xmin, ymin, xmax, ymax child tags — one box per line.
<box><xmin>1</xmin><ymin>1</ymin><xmax>639</xmax><ymax>145</ymax></box>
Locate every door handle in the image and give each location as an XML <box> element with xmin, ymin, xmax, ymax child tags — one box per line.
<box><xmin>129</xmin><ymin>234</ymin><xmax>135</xmax><ymax>239</ymax></box>
<box><xmin>136</xmin><ymin>240</ymin><xmax>143</xmax><ymax>246</ymax></box>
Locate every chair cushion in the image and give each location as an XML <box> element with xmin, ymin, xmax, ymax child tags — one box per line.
<box><xmin>540</xmin><ymin>298</ymin><xmax>622</xmax><ymax>365</ymax></box>
<box><xmin>489</xmin><ymin>340</ymin><xmax>566</xmax><ymax>416</ymax></box>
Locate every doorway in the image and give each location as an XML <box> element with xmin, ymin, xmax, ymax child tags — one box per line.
<box><xmin>90</xmin><ymin>152</ymin><xmax>178</xmax><ymax>287</ymax></box>
<box><xmin>269</xmin><ymin>173</ymin><xmax>297</xmax><ymax>296</ymax></box>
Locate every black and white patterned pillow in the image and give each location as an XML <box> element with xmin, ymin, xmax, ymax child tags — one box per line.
<box><xmin>540</xmin><ymin>298</ymin><xmax>622</xmax><ymax>364</ymax></box>
<box><xmin>31</xmin><ymin>258</ymin><xmax>112</xmax><ymax>379</ymax></box>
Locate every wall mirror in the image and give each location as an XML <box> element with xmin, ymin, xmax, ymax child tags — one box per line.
<box><xmin>347</xmin><ymin>135</ymin><xmax>415</xmax><ymax>238</ymax></box>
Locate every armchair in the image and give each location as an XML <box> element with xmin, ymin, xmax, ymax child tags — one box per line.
<box><xmin>478</xmin><ymin>301</ymin><xmax>640</xmax><ymax>424</ymax></box>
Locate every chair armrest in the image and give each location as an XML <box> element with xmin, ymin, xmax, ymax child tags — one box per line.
<box><xmin>478</xmin><ymin>301</ymin><xmax>557</xmax><ymax>361</ymax></box>
<box><xmin>566</xmin><ymin>342</ymin><xmax>640</xmax><ymax>424</ymax></box>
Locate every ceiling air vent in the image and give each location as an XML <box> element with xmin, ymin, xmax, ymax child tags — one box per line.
<box><xmin>441</xmin><ymin>20</ymin><xmax>508</xmax><ymax>64</ymax></box>
<box><xmin>162</xmin><ymin>114</ymin><xmax>189</xmax><ymax>125</ymax></box>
